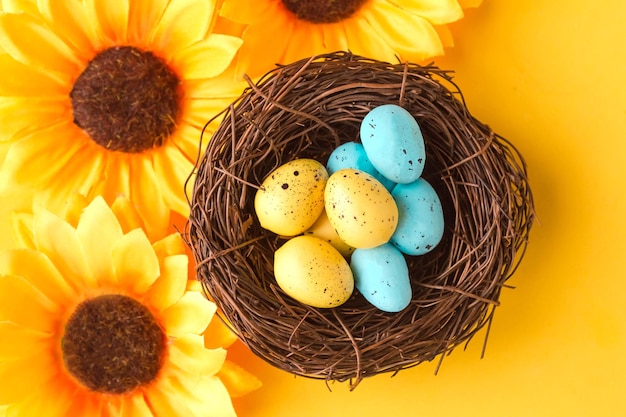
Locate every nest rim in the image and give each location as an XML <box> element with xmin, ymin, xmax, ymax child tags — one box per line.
<box><xmin>186</xmin><ymin>51</ymin><xmax>534</xmax><ymax>389</ymax></box>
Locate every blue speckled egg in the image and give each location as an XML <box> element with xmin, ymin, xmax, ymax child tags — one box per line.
<box><xmin>326</xmin><ymin>142</ymin><xmax>396</xmax><ymax>191</ymax></box>
<box><xmin>351</xmin><ymin>243</ymin><xmax>411</xmax><ymax>313</ymax></box>
<box><xmin>390</xmin><ymin>178</ymin><xmax>444</xmax><ymax>256</ymax></box>
<box><xmin>360</xmin><ymin>104</ymin><xmax>425</xmax><ymax>184</ymax></box>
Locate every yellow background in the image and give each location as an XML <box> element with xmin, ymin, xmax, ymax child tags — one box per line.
<box><xmin>227</xmin><ymin>0</ymin><xmax>626</xmax><ymax>416</ymax></box>
<box><xmin>1</xmin><ymin>0</ymin><xmax>624</xmax><ymax>416</ymax></box>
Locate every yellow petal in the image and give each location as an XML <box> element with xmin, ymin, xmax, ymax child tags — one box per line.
<box><xmin>161</xmin><ymin>291</ymin><xmax>216</xmax><ymax>337</ymax></box>
<box><xmin>144</xmin><ymin>254</ymin><xmax>188</xmax><ymax>311</ymax></box>
<box><xmin>98</xmin><ymin>155</ymin><xmax>131</xmax><ymax>207</ymax></box>
<box><xmin>0</xmin><ymin>322</ymin><xmax>52</xmax><ymax>359</ymax></box>
<box><xmin>112</xmin><ymin>228</ymin><xmax>160</xmax><ymax>294</ymax></box>
<box><xmin>389</xmin><ymin>0</ymin><xmax>463</xmax><ymax>24</ymax></box>
<box><xmin>0</xmin><ymin>96</ymin><xmax>70</xmax><ymax>141</ymax></box>
<box><xmin>150</xmin><ymin>0</ymin><xmax>213</xmax><ymax>56</ymax></box>
<box><xmin>171</xmin><ymin>34</ymin><xmax>241</xmax><ymax>81</ymax></box>
<box><xmin>76</xmin><ymin>196</ymin><xmax>123</xmax><ymax>286</ymax></box>
<box><xmin>236</xmin><ymin>14</ymin><xmax>292</xmax><ymax>78</ymax></box>
<box><xmin>343</xmin><ymin>17</ymin><xmax>398</xmax><ymax>64</ymax></box>
<box><xmin>1</xmin><ymin>0</ymin><xmax>38</xmax><ymax>14</ymax></box>
<box><xmin>0</xmin><ymin>351</ymin><xmax>59</xmax><ymax>404</ymax></box>
<box><xmin>128</xmin><ymin>156</ymin><xmax>170</xmax><ymax>241</ymax></box>
<box><xmin>0</xmin><ymin>275</ymin><xmax>58</xmax><ymax>331</ymax></box>
<box><xmin>220</xmin><ymin>0</ymin><xmax>269</xmax><ymax>24</ymax></box>
<box><xmin>218</xmin><ymin>359</ymin><xmax>262</xmax><ymax>398</ymax></box>
<box><xmin>33</xmin><ymin>208</ymin><xmax>92</xmax><ymax>290</ymax></box>
<box><xmin>152</xmin><ymin>233</ymin><xmax>187</xmax><ymax>259</ymax></box>
<box><xmin>39</xmin><ymin>0</ymin><xmax>99</xmax><ymax>58</ymax></box>
<box><xmin>32</xmin><ymin>146</ymin><xmax>105</xmax><ymax>216</ymax></box>
<box><xmin>204</xmin><ymin>315</ymin><xmax>238</xmax><ymax>349</ymax></box>
<box><xmin>322</xmin><ymin>23</ymin><xmax>350</xmax><ymax>51</ymax></box>
<box><xmin>281</xmin><ymin>23</ymin><xmax>326</xmax><ymax>65</ymax></box>
<box><xmin>0</xmin><ymin>122</ymin><xmax>86</xmax><ymax>188</ymax></box>
<box><xmin>146</xmin><ymin>374</ymin><xmax>235</xmax><ymax>417</ymax></box>
<box><xmin>169</xmin><ymin>334</ymin><xmax>227</xmax><ymax>376</ymax></box>
<box><xmin>458</xmin><ymin>0</ymin><xmax>482</xmax><ymax>8</ymax></box>
<box><xmin>114</xmin><ymin>393</ymin><xmax>154</xmax><ymax>417</ymax></box>
<box><xmin>434</xmin><ymin>24</ymin><xmax>455</xmax><ymax>48</ymax></box>
<box><xmin>0</xmin><ymin>53</ymin><xmax>67</xmax><ymax>97</ymax></box>
<box><xmin>110</xmin><ymin>196</ymin><xmax>142</xmax><ymax>234</ymax></box>
<box><xmin>363</xmin><ymin>4</ymin><xmax>444</xmax><ymax>61</ymax></box>
<box><xmin>0</xmin><ymin>249</ymin><xmax>76</xmax><ymax>305</ymax></box>
<box><xmin>127</xmin><ymin>0</ymin><xmax>169</xmax><ymax>46</ymax></box>
<box><xmin>3</xmin><ymin>376</ymin><xmax>76</xmax><ymax>417</ymax></box>
<box><xmin>10</xmin><ymin>212</ymin><xmax>35</xmax><ymax>250</ymax></box>
<box><xmin>0</xmin><ymin>12</ymin><xmax>82</xmax><ymax>75</ymax></box>
<box><xmin>62</xmin><ymin>390</ymin><xmax>104</xmax><ymax>416</ymax></box>
<box><xmin>152</xmin><ymin>146</ymin><xmax>193</xmax><ymax>217</ymax></box>
<box><xmin>84</xmin><ymin>0</ymin><xmax>129</xmax><ymax>44</ymax></box>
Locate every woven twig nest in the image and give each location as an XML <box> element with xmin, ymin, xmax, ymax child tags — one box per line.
<box><xmin>187</xmin><ymin>51</ymin><xmax>534</xmax><ymax>388</ymax></box>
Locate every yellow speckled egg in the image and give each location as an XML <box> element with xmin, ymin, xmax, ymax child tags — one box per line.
<box><xmin>274</xmin><ymin>235</ymin><xmax>354</xmax><ymax>308</ymax></box>
<box><xmin>304</xmin><ymin>210</ymin><xmax>355</xmax><ymax>257</ymax></box>
<box><xmin>325</xmin><ymin>169</ymin><xmax>398</xmax><ymax>249</ymax></box>
<box><xmin>254</xmin><ymin>159</ymin><xmax>328</xmax><ymax>236</ymax></box>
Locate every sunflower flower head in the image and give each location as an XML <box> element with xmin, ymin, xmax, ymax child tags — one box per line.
<box><xmin>0</xmin><ymin>196</ymin><xmax>259</xmax><ymax>416</ymax></box>
<box><xmin>0</xmin><ymin>0</ymin><xmax>246</xmax><ymax>239</ymax></box>
<box><xmin>220</xmin><ymin>0</ymin><xmax>480</xmax><ymax>78</ymax></box>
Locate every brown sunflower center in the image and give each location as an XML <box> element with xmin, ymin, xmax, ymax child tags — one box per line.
<box><xmin>61</xmin><ymin>294</ymin><xmax>166</xmax><ymax>394</ymax></box>
<box><xmin>70</xmin><ymin>46</ymin><xmax>181</xmax><ymax>153</ymax></box>
<box><xmin>281</xmin><ymin>0</ymin><xmax>368</xmax><ymax>23</ymax></box>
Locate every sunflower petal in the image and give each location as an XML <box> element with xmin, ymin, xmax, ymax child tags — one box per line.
<box><xmin>0</xmin><ymin>53</ymin><xmax>67</xmax><ymax>97</ymax></box>
<box><xmin>150</xmin><ymin>0</ymin><xmax>213</xmax><ymax>56</ymax></box>
<box><xmin>3</xmin><ymin>376</ymin><xmax>76</xmax><ymax>417</ymax></box>
<box><xmin>146</xmin><ymin>374</ymin><xmax>235</xmax><ymax>417</ymax></box>
<box><xmin>152</xmin><ymin>233</ymin><xmax>187</xmax><ymax>259</ymax></box>
<box><xmin>281</xmin><ymin>23</ymin><xmax>326</xmax><ymax>65</ymax></box>
<box><xmin>114</xmin><ymin>393</ymin><xmax>154</xmax><ymax>417</ymax></box>
<box><xmin>0</xmin><ymin>275</ymin><xmax>58</xmax><ymax>331</ymax></box>
<box><xmin>161</xmin><ymin>291</ymin><xmax>216</xmax><ymax>337</ymax></box>
<box><xmin>0</xmin><ymin>122</ymin><xmax>87</xmax><ymax>189</ymax></box>
<box><xmin>127</xmin><ymin>0</ymin><xmax>169</xmax><ymax>46</ymax></box>
<box><xmin>144</xmin><ymin>254</ymin><xmax>188</xmax><ymax>312</ymax></box>
<box><xmin>112</xmin><ymin>228</ymin><xmax>160</xmax><ymax>294</ymax></box>
<box><xmin>365</xmin><ymin>4</ymin><xmax>444</xmax><ymax>61</ymax></box>
<box><xmin>152</xmin><ymin>147</ymin><xmax>193</xmax><ymax>216</ymax></box>
<box><xmin>171</xmin><ymin>34</ymin><xmax>241</xmax><ymax>81</ymax></box>
<box><xmin>236</xmin><ymin>15</ymin><xmax>292</xmax><ymax>78</ymax></box>
<box><xmin>0</xmin><ymin>352</ymin><xmax>59</xmax><ymax>404</ymax></box>
<box><xmin>0</xmin><ymin>12</ymin><xmax>81</xmax><ymax>74</ymax></box>
<box><xmin>389</xmin><ymin>0</ymin><xmax>463</xmax><ymax>24</ymax></box>
<box><xmin>0</xmin><ymin>96</ymin><xmax>69</xmax><ymax>141</ymax></box>
<box><xmin>128</xmin><ymin>156</ymin><xmax>170</xmax><ymax>240</ymax></box>
<box><xmin>343</xmin><ymin>17</ymin><xmax>398</xmax><ymax>64</ymax></box>
<box><xmin>33</xmin><ymin>208</ymin><xmax>92</xmax><ymax>290</ymax></box>
<box><xmin>10</xmin><ymin>212</ymin><xmax>35</xmax><ymax>250</ymax></box>
<box><xmin>110</xmin><ymin>197</ymin><xmax>143</xmax><ymax>234</ymax></box>
<box><xmin>169</xmin><ymin>334</ymin><xmax>227</xmax><ymax>376</ymax></box>
<box><xmin>220</xmin><ymin>0</ymin><xmax>269</xmax><ymax>24</ymax></box>
<box><xmin>39</xmin><ymin>0</ymin><xmax>98</xmax><ymax>57</ymax></box>
<box><xmin>84</xmin><ymin>0</ymin><xmax>129</xmax><ymax>44</ymax></box>
<box><xmin>62</xmin><ymin>390</ymin><xmax>104</xmax><ymax>416</ymax></box>
<box><xmin>204</xmin><ymin>315</ymin><xmax>238</xmax><ymax>349</ymax></box>
<box><xmin>76</xmin><ymin>196</ymin><xmax>123</xmax><ymax>286</ymax></box>
<box><xmin>0</xmin><ymin>249</ymin><xmax>75</xmax><ymax>305</ymax></box>
<box><xmin>218</xmin><ymin>359</ymin><xmax>262</xmax><ymax>398</ymax></box>
<box><xmin>0</xmin><ymin>322</ymin><xmax>52</xmax><ymax>359</ymax></box>
<box><xmin>1</xmin><ymin>0</ymin><xmax>38</xmax><ymax>14</ymax></box>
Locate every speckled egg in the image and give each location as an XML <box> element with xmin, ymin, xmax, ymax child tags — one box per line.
<box><xmin>254</xmin><ymin>159</ymin><xmax>328</xmax><ymax>236</ymax></box>
<box><xmin>390</xmin><ymin>178</ymin><xmax>445</xmax><ymax>255</ymax></box>
<box><xmin>360</xmin><ymin>104</ymin><xmax>426</xmax><ymax>184</ymax></box>
<box><xmin>326</xmin><ymin>142</ymin><xmax>396</xmax><ymax>191</ymax></box>
<box><xmin>351</xmin><ymin>243</ymin><xmax>412</xmax><ymax>312</ymax></box>
<box><xmin>274</xmin><ymin>235</ymin><xmax>354</xmax><ymax>308</ymax></box>
<box><xmin>304</xmin><ymin>210</ymin><xmax>355</xmax><ymax>257</ymax></box>
<box><xmin>325</xmin><ymin>169</ymin><xmax>398</xmax><ymax>249</ymax></box>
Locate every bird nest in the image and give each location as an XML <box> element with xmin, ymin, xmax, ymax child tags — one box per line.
<box><xmin>186</xmin><ymin>52</ymin><xmax>534</xmax><ymax>388</ymax></box>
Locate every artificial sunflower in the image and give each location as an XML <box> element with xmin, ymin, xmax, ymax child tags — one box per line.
<box><xmin>0</xmin><ymin>0</ymin><xmax>245</xmax><ymax>239</ymax></box>
<box><xmin>0</xmin><ymin>196</ymin><xmax>260</xmax><ymax>416</ymax></box>
<box><xmin>220</xmin><ymin>0</ymin><xmax>474</xmax><ymax>78</ymax></box>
